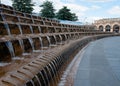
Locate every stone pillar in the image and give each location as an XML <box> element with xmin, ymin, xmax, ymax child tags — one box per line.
<box><xmin>111</xmin><ymin>28</ymin><xmax>113</xmax><ymax>32</ymax></box>
<box><xmin>103</xmin><ymin>26</ymin><xmax>106</xmax><ymax>32</ymax></box>
<box><xmin>96</xmin><ymin>26</ymin><xmax>99</xmax><ymax>30</ymax></box>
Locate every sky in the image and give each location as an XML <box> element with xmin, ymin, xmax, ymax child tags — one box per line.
<box><xmin>1</xmin><ymin>0</ymin><xmax>120</xmax><ymax>23</ymax></box>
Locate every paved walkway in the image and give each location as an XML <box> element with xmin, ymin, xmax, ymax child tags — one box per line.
<box><xmin>74</xmin><ymin>37</ymin><xmax>120</xmax><ymax>86</ymax></box>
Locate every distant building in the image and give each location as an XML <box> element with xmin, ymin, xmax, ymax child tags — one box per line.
<box><xmin>94</xmin><ymin>18</ymin><xmax>120</xmax><ymax>33</ymax></box>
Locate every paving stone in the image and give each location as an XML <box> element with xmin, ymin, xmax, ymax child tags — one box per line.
<box><xmin>74</xmin><ymin>37</ymin><xmax>120</xmax><ymax>86</ymax></box>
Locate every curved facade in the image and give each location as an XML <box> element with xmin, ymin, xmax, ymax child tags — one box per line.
<box><xmin>94</xmin><ymin>18</ymin><xmax>120</xmax><ymax>33</ymax></box>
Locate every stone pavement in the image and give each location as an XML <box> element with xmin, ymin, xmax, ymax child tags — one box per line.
<box><xmin>74</xmin><ymin>37</ymin><xmax>120</xmax><ymax>86</ymax></box>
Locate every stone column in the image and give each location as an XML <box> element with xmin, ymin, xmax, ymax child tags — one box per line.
<box><xmin>111</xmin><ymin>27</ymin><xmax>113</xmax><ymax>32</ymax></box>
<box><xmin>103</xmin><ymin>26</ymin><xmax>106</xmax><ymax>32</ymax></box>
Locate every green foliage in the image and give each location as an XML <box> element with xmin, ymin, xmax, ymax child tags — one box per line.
<box><xmin>40</xmin><ymin>1</ymin><xmax>55</xmax><ymax>18</ymax></box>
<box><xmin>11</xmin><ymin>0</ymin><xmax>34</xmax><ymax>13</ymax></box>
<box><xmin>71</xmin><ymin>13</ymin><xmax>78</xmax><ymax>21</ymax></box>
<box><xmin>56</xmin><ymin>6</ymin><xmax>78</xmax><ymax>21</ymax></box>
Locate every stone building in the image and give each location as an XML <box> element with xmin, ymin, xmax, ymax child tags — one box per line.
<box><xmin>94</xmin><ymin>18</ymin><xmax>120</xmax><ymax>33</ymax></box>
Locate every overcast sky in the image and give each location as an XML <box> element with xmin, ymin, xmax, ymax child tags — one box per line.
<box><xmin>1</xmin><ymin>0</ymin><xmax>120</xmax><ymax>23</ymax></box>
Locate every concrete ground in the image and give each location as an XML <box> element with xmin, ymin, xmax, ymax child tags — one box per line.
<box><xmin>74</xmin><ymin>37</ymin><xmax>120</xmax><ymax>86</ymax></box>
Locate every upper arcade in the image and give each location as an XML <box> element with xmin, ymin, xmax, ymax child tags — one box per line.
<box><xmin>94</xmin><ymin>18</ymin><xmax>120</xmax><ymax>33</ymax></box>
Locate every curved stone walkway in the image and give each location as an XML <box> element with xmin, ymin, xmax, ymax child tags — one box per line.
<box><xmin>74</xmin><ymin>37</ymin><xmax>120</xmax><ymax>86</ymax></box>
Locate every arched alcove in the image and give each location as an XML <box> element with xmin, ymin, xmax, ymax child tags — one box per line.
<box><xmin>99</xmin><ymin>25</ymin><xmax>104</xmax><ymax>31</ymax></box>
<box><xmin>105</xmin><ymin>25</ymin><xmax>111</xmax><ymax>32</ymax></box>
<box><xmin>113</xmin><ymin>25</ymin><xmax>119</xmax><ymax>33</ymax></box>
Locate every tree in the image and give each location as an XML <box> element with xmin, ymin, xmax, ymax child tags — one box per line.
<box><xmin>56</xmin><ymin>6</ymin><xmax>78</xmax><ymax>21</ymax></box>
<box><xmin>11</xmin><ymin>0</ymin><xmax>34</xmax><ymax>13</ymax></box>
<box><xmin>40</xmin><ymin>1</ymin><xmax>55</xmax><ymax>18</ymax></box>
<box><xmin>71</xmin><ymin>13</ymin><xmax>78</xmax><ymax>21</ymax></box>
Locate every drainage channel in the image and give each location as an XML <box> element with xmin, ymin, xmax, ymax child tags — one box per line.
<box><xmin>58</xmin><ymin>42</ymin><xmax>90</xmax><ymax>86</ymax></box>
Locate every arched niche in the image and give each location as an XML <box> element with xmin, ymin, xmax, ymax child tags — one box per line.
<box><xmin>105</xmin><ymin>25</ymin><xmax>111</xmax><ymax>32</ymax></box>
<box><xmin>99</xmin><ymin>25</ymin><xmax>104</xmax><ymax>31</ymax></box>
<box><xmin>113</xmin><ymin>24</ymin><xmax>119</xmax><ymax>33</ymax></box>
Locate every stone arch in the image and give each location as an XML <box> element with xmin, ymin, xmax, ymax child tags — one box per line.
<box><xmin>105</xmin><ymin>25</ymin><xmax>111</xmax><ymax>32</ymax></box>
<box><xmin>113</xmin><ymin>24</ymin><xmax>119</xmax><ymax>33</ymax></box>
<box><xmin>99</xmin><ymin>25</ymin><xmax>104</xmax><ymax>31</ymax></box>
